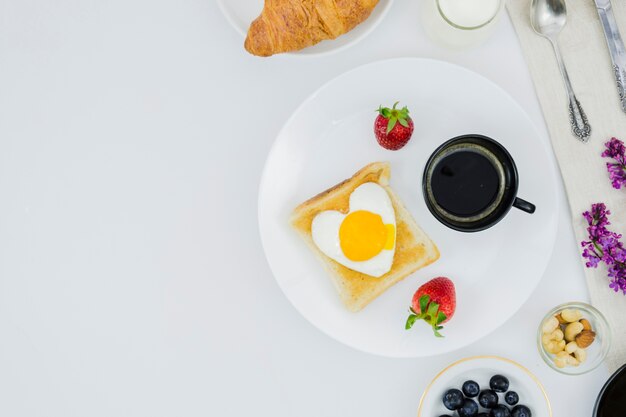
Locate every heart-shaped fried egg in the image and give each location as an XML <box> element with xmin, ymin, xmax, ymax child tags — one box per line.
<box><xmin>311</xmin><ymin>182</ymin><xmax>396</xmax><ymax>277</ymax></box>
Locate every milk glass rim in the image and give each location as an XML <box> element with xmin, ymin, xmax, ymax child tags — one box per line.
<box><xmin>436</xmin><ymin>0</ymin><xmax>504</xmax><ymax>31</ymax></box>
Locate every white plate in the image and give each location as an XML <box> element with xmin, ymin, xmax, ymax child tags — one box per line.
<box><xmin>258</xmin><ymin>58</ymin><xmax>558</xmax><ymax>357</ymax></box>
<box><xmin>418</xmin><ymin>356</ymin><xmax>552</xmax><ymax>417</ymax></box>
<box><xmin>217</xmin><ymin>0</ymin><xmax>393</xmax><ymax>56</ymax></box>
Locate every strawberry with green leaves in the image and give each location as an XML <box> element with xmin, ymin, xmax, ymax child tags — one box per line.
<box><xmin>374</xmin><ymin>101</ymin><xmax>414</xmax><ymax>150</ymax></box>
<box><xmin>405</xmin><ymin>277</ymin><xmax>456</xmax><ymax>337</ymax></box>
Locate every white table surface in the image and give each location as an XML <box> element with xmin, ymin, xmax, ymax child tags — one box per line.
<box><xmin>0</xmin><ymin>1</ymin><xmax>611</xmax><ymax>416</ymax></box>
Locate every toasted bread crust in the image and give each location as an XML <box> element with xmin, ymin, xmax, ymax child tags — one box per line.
<box><xmin>290</xmin><ymin>162</ymin><xmax>439</xmax><ymax>311</ymax></box>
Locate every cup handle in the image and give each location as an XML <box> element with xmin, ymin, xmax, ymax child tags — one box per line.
<box><xmin>513</xmin><ymin>197</ymin><xmax>536</xmax><ymax>214</ymax></box>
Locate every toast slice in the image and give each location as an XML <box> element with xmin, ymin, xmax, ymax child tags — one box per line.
<box><xmin>290</xmin><ymin>162</ymin><xmax>440</xmax><ymax>312</ymax></box>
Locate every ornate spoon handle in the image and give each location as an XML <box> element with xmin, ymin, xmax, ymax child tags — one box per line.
<box><xmin>612</xmin><ymin>65</ymin><xmax>626</xmax><ymax>112</ymax></box>
<box><xmin>567</xmin><ymin>98</ymin><xmax>591</xmax><ymax>142</ymax></box>
<box><xmin>551</xmin><ymin>40</ymin><xmax>592</xmax><ymax>142</ymax></box>
<box><xmin>596</xmin><ymin>1</ymin><xmax>626</xmax><ymax>113</ymax></box>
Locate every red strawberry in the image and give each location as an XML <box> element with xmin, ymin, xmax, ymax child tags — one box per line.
<box><xmin>374</xmin><ymin>102</ymin><xmax>414</xmax><ymax>150</ymax></box>
<box><xmin>405</xmin><ymin>277</ymin><xmax>456</xmax><ymax>337</ymax></box>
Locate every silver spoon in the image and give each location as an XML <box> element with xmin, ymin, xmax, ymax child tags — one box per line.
<box><xmin>530</xmin><ymin>0</ymin><xmax>591</xmax><ymax>142</ymax></box>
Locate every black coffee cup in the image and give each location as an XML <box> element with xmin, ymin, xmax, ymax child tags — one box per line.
<box><xmin>594</xmin><ymin>363</ymin><xmax>626</xmax><ymax>417</ymax></box>
<box><xmin>422</xmin><ymin>135</ymin><xmax>535</xmax><ymax>232</ymax></box>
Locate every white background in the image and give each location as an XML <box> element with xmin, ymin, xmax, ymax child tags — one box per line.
<box><xmin>0</xmin><ymin>1</ymin><xmax>610</xmax><ymax>416</ymax></box>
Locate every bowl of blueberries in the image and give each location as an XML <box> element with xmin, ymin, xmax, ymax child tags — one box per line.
<box><xmin>418</xmin><ymin>356</ymin><xmax>551</xmax><ymax>417</ymax></box>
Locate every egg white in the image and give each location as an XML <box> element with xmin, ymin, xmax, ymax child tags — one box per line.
<box><xmin>311</xmin><ymin>182</ymin><xmax>396</xmax><ymax>277</ymax></box>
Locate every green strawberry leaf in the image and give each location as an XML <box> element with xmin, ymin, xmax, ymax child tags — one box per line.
<box><xmin>377</xmin><ymin>102</ymin><xmax>412</xmax><ymax>136</ymax></box>
<box><xmin>436</xmin><ymin>311</ymin><xmax>447</xmax><ymax>325</ymax></box>
<box><xmin>419</xmin><ymin>295</ymin><xmax>430</xmax><ymax>313</ymax></box>
<box><xmin>405</xmin><ymin>314</ymin><xmax>418</xmax><ymax>330</ymax></box>
<box><xmin>427</xmin><ymin>301</ymin><xmax>440</xmax><ymax>317</ymax></box>
<box><xmin>405</xmin><ymin>298</ymin><xmax>447</xmax><ymax>337</ymax></box>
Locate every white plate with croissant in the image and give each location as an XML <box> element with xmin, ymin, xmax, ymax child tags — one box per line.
<box><xmin>258</xmin><ymin>58</ymin><xmax>559</xmax><ymax>357</ymax></box>
<box><xmin>217</xmin><ymin>0</ymin><xmax>394</xmax><ymax>57</ymax></box>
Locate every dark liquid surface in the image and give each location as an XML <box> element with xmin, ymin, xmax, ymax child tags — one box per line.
<box><xmin>597</xmin><ymin>367</ymin><xmax>626</xmax><ymax>417</ymax></box>
<box><xmin>431</xmin><ymin>149</ymin><xmax>500</xmax><ymax>217</ymax></box>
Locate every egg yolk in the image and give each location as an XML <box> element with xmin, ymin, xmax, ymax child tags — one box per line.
<box><xmin>339</xmin><ymin>210</ymin><xmax>395</xmax><ymax>261</ymax></box>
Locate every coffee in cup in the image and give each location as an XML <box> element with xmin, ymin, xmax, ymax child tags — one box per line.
<box><xmin>423</xmin><ymin>134</ymin><xmax>535</xmax><ymax>232</ymax></box>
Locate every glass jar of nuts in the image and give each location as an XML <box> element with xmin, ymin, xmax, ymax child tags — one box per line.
<box><xmin>538</xmin><ymin>302</ymin><xmax>611</xmax><ymax>375</ymax></box>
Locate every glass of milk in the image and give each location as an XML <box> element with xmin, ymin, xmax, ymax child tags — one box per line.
<box><xmin>420</xmin><ymin>0</ymin><xmax>504</xmax><ymax>48</ymax></box>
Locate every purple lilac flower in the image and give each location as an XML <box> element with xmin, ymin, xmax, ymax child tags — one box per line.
<box><xmin>601</xmin><ymin>137</ymin><xmax>626</xmax><ymax>189</ymax></box>
<box><xmin>581</xmin><ymin>203</ymin><xmax>626</xmax><ymax>294</ymax></box>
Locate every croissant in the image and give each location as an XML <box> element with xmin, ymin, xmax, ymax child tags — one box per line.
<box><xmin>244</xmin><ymin>0</ymin><xmax>380</xmax><ymax>57</ymax></box>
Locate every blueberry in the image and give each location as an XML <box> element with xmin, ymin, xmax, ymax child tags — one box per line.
<box><xmin>490</xmin><ymin>405</ymin><xmax>511</xmax><ymax>417</ymax></box>
<box><xmin>457</xmin><ymin>399</ymin><xmax>479</xmax><ymax>417</ymax></box>
<box><xmin>442</xmin><ymin>388</ymin><xmax>464</xmax><ymax>410</ymax></box>
<box><xmin>511</xmin><ymin>405</ymin><xmax>532</xmax><ymax>417</ymax></box>
<box><xmin>489</xmin><ymin>375</ymin><xmax>509</xmax><ymax>393</ymax></box>
<box><xmin>477</xmin><ymin>414</ymin><xmax>490</xmax><ymax>417</ymax></box>
<box><xmin>504</xmin><ymin>391</ymin><xmax>519</xmax><ymax>406</ymax></box>
<box><xmin>478</xmin><ymin>390</ymin><xmax>499</xmax><ymax>409</ymax></box>
<box><xmin>462</xmin><ymin>380</ymin><xmax>480</xmax><ymax>398</ymax></box>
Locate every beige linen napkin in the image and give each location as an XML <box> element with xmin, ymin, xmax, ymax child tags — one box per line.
<box><xmin>507</xmin><ymin>0</ymin><xmax>626</xmax><ymax>372</ymax></box>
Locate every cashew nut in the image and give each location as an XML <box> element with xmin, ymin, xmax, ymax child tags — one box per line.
<box><xmin>567</xmin><ymin>355</ymin><xmax>581</xmax><ymax>367</ymax></box>
<box><xmin>542</xmin><ymin>316</ymin><xmax>559</xmax><ymax>334</ymax></box>
<box><xmin>551</xmin><ymin>329</ymin><xmax>564</xmax><ymax>342</ymax></box>
<box><xmin>561</xmin><ymin>309</ymin><xmax>583</xmax><ymax>323</ymax></box>
<box><xmin>554</xmin><ymin>351</ymin><xmax>569</xmax><ymax>368</ymax></box>
<box><xmin>574</xmin><ymin>348</ymin><xmax>587</xmax><ymax>363</ymax></box>
<box><xmin>565</xmin><ymin>341</ymin><xmax>579</xmax><ymax>354</ymax></box>
<box><xmin>547</xmin><ymin>340</ymin><xmax>566</xmax><ymax>354</ymax></box>
<box><xmin>564</xmin><ymin>322</ymin><xmax>584</xmax><ymax>342</ymax></box>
